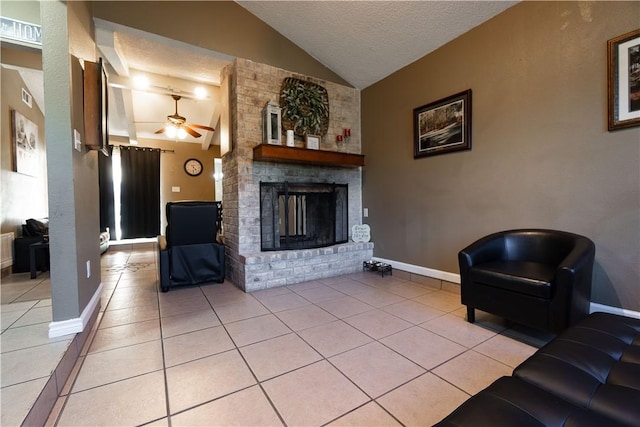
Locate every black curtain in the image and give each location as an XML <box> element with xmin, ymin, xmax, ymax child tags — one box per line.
<box><xmin>98</xmin><ymin>146</ymin><xmax>115</xmax><ymax>237</ymax></box>
<box><xmin>120</xmin><ymin>146</ymin><xmax>161</xmax><ymax>239</ymax></box>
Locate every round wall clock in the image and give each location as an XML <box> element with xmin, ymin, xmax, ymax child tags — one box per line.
<box><xmin>184</xmin><ymin>158</ymin><xmax>203</xmax><ymax>176</ymax></box>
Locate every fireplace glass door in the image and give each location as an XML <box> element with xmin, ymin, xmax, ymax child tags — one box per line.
<box><xmin>261</xmin><ymin>182</ymin><xmax>348</xmax><ymax>251</ymax></box>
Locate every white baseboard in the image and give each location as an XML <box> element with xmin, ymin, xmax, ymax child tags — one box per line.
<box><xmin>372</xmin><ymin>257</ymin><xmax>640</xmax><ymax>319</ymax></box>
<box><xmin>589</xmin><ymin>302</ymin><xmax>640</xmax><ymax>319</ymax></box>
<box><xmin>372</xmin><ymin>257</ymin><xmax>460</xmax><ymax>284</ymax></box>
<box><xmin>49</xmin><ymin>282</ymin><xmax>103</xmax><ymax>338</ymax></box>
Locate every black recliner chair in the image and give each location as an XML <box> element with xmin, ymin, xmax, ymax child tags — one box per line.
<box><xmin>459</xmin><ymin>229</ymin><xmax>595</xmax><ymax>334</ymax></box>
<box><xmin>157</xmin><ymin>201</ymin><xmax>225</xmax><ymax>292</ymax></box>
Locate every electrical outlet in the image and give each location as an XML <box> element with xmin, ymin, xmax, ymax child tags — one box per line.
<box><xmin>86</xmin><ymin>260</ymin><xmax>91</xmax><ymax>278</ymax></box>
<box><xmin>363</xmin><ymin>208</ymin><xmax>369</xmax><ymax>217</ymax></box>
<box><xmin>73</xmin><ymin>129</ymin><xmax>82</xmax><ymax>151</ymax></box>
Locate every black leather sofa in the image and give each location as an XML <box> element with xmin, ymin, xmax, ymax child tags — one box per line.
<box><xmin>459</xmin><ymin>229</ymin><xmax>595</xmax><ymax>334</ymax></box>
<box><xmin>157</xmin><ymin>201</ymin><xmax>225</xmax><ymax>292</ymax></box>
<box><xmin>435</xmin><ymin>312</ymin><xmax>640</xmax><ymax>427</ymax></box>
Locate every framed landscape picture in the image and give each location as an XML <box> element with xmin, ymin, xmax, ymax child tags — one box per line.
<box><xmin>414</xmin><ymin>89</ymin><xmax>472</xmax><ymax>159</ymax></box>
<box><xmin>608</xmin><ymin>28</ymin><xmax>640</xmax><ymax>131</ymax></box>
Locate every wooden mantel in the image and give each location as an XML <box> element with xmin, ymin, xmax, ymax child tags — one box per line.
<box><xmin>253</xmin><ymin>144</ymin><xmax>365</xmax><ymax>168</ymax></box>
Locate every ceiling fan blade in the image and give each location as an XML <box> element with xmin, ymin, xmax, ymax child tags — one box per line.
<box><xmin>189</xmin><ymin>123</ymin><xmax>215</xmax><ymax>132</ymax></box>
<box><xmin>183</xmin><ymin>125</ymin><xmax>201</xmax><ymax>138</ymax></box>
<box><xmin>154</xmin><ymin>127</ymin><xmax>166</xmax><ymax>134</ymax></box>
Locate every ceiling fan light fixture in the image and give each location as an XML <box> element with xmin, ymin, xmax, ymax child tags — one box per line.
<box><xmin>133</xmin><ymin>74</ymin><xmax>150</xmax><ymax>89</ymax></box>
<box><xmin>194</xmin><ymin>86</ymin><xmax>207</xmax><ymax>99</ymax></box>
<box><xmin>165</xmin><ymin>124</ymin><xmax>177</xmax><ymax>138</ymax></box>
<box><xmin>154</xmin><ymin>94</ymin><xmax>212</xmax><ymax>139</ymax></box>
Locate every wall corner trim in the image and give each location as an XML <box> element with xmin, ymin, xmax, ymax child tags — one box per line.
<box><xmin>48</xmin><ymin>282</ymin><xmax>103</xmax><ymax>338</ymax></box>
<box><xmin>372</xmin><ymin>257</ymin><xmax>460</xmax><ymax>284</ymax></box>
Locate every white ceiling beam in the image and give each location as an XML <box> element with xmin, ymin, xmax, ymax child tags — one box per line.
<box><xmin>211</xmin><ymin>115</ymin><xmax>222</xmax><ymax>150</ymax></box>
<box><xmin>201</xmin><ymin>103</ymin><xmax>220</xmax><ymax>150</ymax></box>
<box><xmin>110</xmin><ymin>86</ymin><xmax>138</xmax><ymax>145</ymax></box>
<box><xmin>108</xmin><ymin>71</ymin><xmax>215</xmax><ymax>100</ymax></box>
<box><xmin>201</xmin><ymin>134</ymin><xmax>212</xmax><ymax>151</ymax></box>
<box><xmin>95</xmin><ymin>26</ymin><xmax>129</xmax><ymax>77</ymax></box>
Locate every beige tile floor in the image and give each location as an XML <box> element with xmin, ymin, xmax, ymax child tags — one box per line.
<box><xmin>1</xmin><ymin>244</ymin><xmax>554</xmax><ymax>426</ymax></box>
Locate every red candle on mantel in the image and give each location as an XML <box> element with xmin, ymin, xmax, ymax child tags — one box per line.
<box><xmin>344</xmin><ymin>128</ymin><xmax>351</xmax><ymax>137</ymax></box>
<box><xmin>337</xmin><ymin>135</ymin><xmax>343</xmax><ymax>142</ymax></box>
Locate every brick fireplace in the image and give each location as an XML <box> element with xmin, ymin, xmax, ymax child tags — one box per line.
<box><xmin>221</xmin><ymin>59</ymin><xmax>373</xmax><ymax>292</ymax></box>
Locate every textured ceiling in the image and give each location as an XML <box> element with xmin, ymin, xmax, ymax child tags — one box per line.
<box><xmin>114</xmin><ymin>31</ymin><xmax>231</xmax><ymax>86</ymax></box>
<box><xmin>237</xmin><ymin>1</ymin><xmax>518</xmax><ymax>89</ymax></box>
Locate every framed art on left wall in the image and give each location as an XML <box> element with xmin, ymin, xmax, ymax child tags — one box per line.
<box><xmin>11</xmin><ymin>109</ymin><xmax>39</xmax><ymax>177</ymax></box>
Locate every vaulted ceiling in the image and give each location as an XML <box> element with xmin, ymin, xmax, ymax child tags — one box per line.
<box><xmin>237</xmin><ymin>1</ymin><xmax>517</xmax><ymax>90</ymax></box>
<box><xmin>86</xmin><ymin>2</ymin><xmax>518</xmax><ymax>148</ymax></box>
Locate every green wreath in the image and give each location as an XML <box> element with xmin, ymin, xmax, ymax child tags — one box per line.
<box><xmin>280</xmin><ymin>77</ymin><xmax>330</xmax><ymax>137</ymax></box>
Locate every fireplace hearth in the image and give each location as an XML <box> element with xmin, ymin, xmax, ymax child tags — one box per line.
<box><xmin>260</xmin><ymin>182</ymin><xmax>348</xmax><ymax>251</ymax></box>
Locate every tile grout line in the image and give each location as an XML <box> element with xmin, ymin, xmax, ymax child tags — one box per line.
<box><xmin>41</xmin><ymin>245</ymin><xmax>542</xmax><ymax>426</ymax></box>
<box><xmin>211</xmin><ymin>286</ymin><xmax>290</xmax><ymax>426</ymax></box>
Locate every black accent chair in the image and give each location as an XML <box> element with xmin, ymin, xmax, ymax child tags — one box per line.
<box><xmin>458</xmin><ymin>229</ymin><xmax>595</xmax><ymax>334</ymax></box>
<box><xmin>157</xmin><ymin>201</ymin><xmax>225</xmax><ymax>292</ymax></box>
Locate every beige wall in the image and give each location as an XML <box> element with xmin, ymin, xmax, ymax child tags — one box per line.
<box><xmin>362</xmin><ymin>1</ymin><xmax>640</xmax><ymax>311</ymax></box>
<box><xmin>1</xmin><ymin>46</ymin><xmax>42</xmax><ymax>70</ymax></box>
<box><xmin>0</xmin><ymin>67</ymin><xmax>48</xmax><ymax>234</ymax></box>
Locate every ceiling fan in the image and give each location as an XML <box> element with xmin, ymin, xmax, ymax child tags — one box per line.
<box><xmin>154</xmin><ymin>94</ymin><xmax>214</xmax><ymax>138</ymax></box>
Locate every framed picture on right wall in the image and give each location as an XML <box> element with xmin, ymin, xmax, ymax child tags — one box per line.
<box><xmin>414</xmin><ymin>89</ymin><xmax>472</xmax><ymax>159</ymax></box>
<box><xmin>608</xmin><ymin>28</ymin><xmax>640</xmax><ymax>131</ymax></box>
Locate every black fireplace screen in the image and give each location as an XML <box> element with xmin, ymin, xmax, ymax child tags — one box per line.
<box><xmin>260</xmin><ymin>182</ymin><xmax>348</xmax><ymax>251</ymax></box>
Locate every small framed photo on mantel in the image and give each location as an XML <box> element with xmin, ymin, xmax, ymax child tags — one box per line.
<box><xmin>305</xmin><ymin>134</ymin><xmax>320</xmax><ymax>150</ymax></box>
